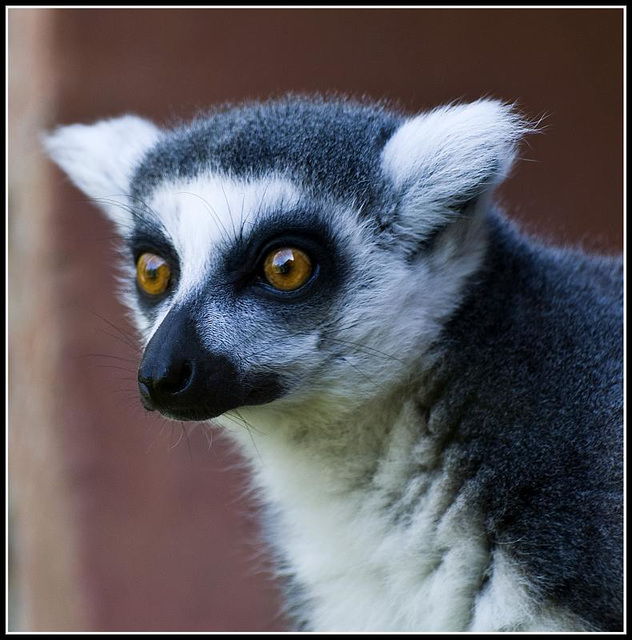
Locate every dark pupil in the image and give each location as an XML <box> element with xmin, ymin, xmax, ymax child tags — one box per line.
<box><xmin>272</xmin><ymin>249</ymin><xmax>294</xmax><ymax>274</ymax></box>
<box><xmin>145</xmin><ymin>258</ymin><xmax>162</xmax><ymax>278</ymax></box>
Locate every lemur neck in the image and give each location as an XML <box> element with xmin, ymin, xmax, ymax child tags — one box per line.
<box><xmin>219</xmin><ymin>370</ymin><xmax>446</xmax><ymax>504</ymax></box>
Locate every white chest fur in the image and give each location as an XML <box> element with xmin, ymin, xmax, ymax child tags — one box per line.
<box><xmin>264</xmin><ymin>469</ymin><xmax>488</xmax><ymax>631</ymax></box>
<box><xmin>220</xmin><ymin>397</ymin><xmax>582</xmax><ymax>632</ymax></box>
<box><xmin>222</xmin><ymin>399</ymin><xmax>490</xmax><ymax>631</ymax></box>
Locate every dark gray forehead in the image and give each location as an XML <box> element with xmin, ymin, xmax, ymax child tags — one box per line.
<box><xmin>131</xmin><ymin>95</ymin><xmax>404</xmax><ymax>210</ymax></box>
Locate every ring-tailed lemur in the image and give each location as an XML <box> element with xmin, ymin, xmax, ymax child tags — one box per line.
<box><xmin>44</xmin><ymin>95</ymin><xmax>623</xmax><ymax>632</ymax></box>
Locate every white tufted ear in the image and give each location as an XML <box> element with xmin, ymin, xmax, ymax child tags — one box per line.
<box><xmin>382</xmin><ymin>99</ymin><xmax>532</xmax><ymax>245</ymax></box>
<box><xmin>43</xmin><ymin>115</ymin><xmax>161</xmax><ymax>233</ymax></box>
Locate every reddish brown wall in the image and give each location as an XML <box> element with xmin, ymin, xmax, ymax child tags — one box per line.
<box><xmin>10</xmin><ymin>7</ymin><xmax>623</xmax><ymax>632</ymax></box>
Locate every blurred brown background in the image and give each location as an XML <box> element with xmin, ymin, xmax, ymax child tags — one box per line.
<box><xmin>8</xmin><ymin>7</ymin><xmax>623</xmax><ymax>632</ymax></box>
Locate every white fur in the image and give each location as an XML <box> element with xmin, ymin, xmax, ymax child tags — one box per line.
<box><xmin>146</xmin><ymin>174</ymin><xmax>302</xmax><ymax>306</ymax></box>
<box><xmin>115</xmin><ymin>174</ymin><xmax>302</xmax><ymax>342</ymax></box>
<box><xmin>135</xmin><ymin>172</ymin><xmax>480</xmax><ymax>418</ymax></box>
<box><xmin>382</xmin><ymin>100</ymin><xmax>529</xmax><ymax>249</ymax></box>
<box><xmin>219</xmin><ymin>395</ymin><xmax>583</xmax><ymax>631</ymax></box>
<box><xmin>218</xmin><ymin>398</ymin><xmax>486</xmax><ymax>631</ymax></box>
<box><xmin>42</xmin><ymin>115</ymin><xmax>161</xmax><ymax>233</ymax></box>
<box><xmin>470</xmin><ymin>552</ymin><xmax>589</xmax><ymax>631</ymax></box>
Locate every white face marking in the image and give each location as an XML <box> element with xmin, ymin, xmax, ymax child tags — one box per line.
<box><xmin>125</xmin><ymin>165</ymin><xmax>491</xmax><ymax>431</ymax></box>
<box><xmin>145</xmin><ymin>174</ymin><xmax>302</xmax><ymax>306</ymax></box>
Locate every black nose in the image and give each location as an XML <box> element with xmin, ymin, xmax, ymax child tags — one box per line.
<box><xmin>137</xmin><ymin>305</ymin><xmax>249</xmax><ymax>421</ymax></box>
<box><xmin>138</xmin><ymin>357</ymin><xmax>193</xmax><ymax>411</ymax></box>
<box><xmin>137</xmin><ymin>304</ymin><xmax>285</xmax><ymax>421</ymax></box>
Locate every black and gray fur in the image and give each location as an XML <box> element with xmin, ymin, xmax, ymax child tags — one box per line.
<box><xmin>44</xmin><ymin>94</ymin><xmax>623</xmax><ymax>632</ymax></box>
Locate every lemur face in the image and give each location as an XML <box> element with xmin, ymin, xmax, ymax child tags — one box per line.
<box><xmin>45</xmin><ymin>97</ymin><xmax>529</xmax><ymax>423</ymax></box>
<box><xmin>124</xmin><ymin>174</ymin><xmax>386</xmax><ymax>421</ymax></box>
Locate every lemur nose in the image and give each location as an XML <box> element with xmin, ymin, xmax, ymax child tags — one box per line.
<box><xmin>137</xmin><ymin>303</ymin><xmax>282</xmax><ymax>421</ymax></box>
<box><xmin>138</xmin><ymin>358</ymin><xmax>194</xmax><ymax>410</ymax></box>
<box><xmin>139</xmin><ymin>358</ymin><xmax>193</xmax><ymax>406</ymax></box>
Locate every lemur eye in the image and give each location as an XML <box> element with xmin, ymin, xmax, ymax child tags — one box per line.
<box><xmin>136</xmin><ymin>252</ymin><xmax>171</xmax><ymax>296</ymax></box>
<box><xmin>263</xmin><ymin>247</ymin><xmax>313</xmax><ymax>291</ymax></box>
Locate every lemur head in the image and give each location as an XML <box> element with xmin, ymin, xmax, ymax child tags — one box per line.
<box><xmin>45</xmin><ymin>96</ymin><xmax>529</xmax><ymax>427</ymax></box>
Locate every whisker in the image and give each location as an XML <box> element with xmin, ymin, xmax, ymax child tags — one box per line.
<box><xmin>145</xmin><ymin>418</ymin><xmax>171</xmax><ymax>454</ymax></box>
<box><xmin>231</xmin><ymin>410</ymin><xmax>264</xmax><ymax>463</ymax></box>
<box><xmin>175</xmin><ymin>191</ymin><xmax>231</xmax><ymax>245</ymax></box>
<box><xmin>320</xmin><ymin>335</ymin><xmax>406</xmax><ymax>365</ymax></box>
<box><xmin>85</xmin><ymin>308</ymin><xmax>141</xmax><ymax>351</ymax></box>
<box><xmin>201</xmin><ymin>423</ymin><xmax>219</xmax><ymax>457</ymax></box>
<box><xmin>177</xmin><ymin>421</ymin><xmax>194</xmax><ymax>462</ymax></box>
<box><xmin>339</xmin><ymin>356</ymin><xmax>382</xmax><ymax>390</ymax></box>
<box><xmin>169</xmin><ymin>423</ymin><xmax>178</xmax><ymax>449</ymax></box>
<box><xmin>234</xmin><ymin>408</ymin><xmax>266</xmax><ymax>436</ymax></box>
<box><xmin>220</xmin><ymin>181</ymin><xmax>237</xmax><ymax>239</ymax></box>
<box><xmin>93</xmin><ymin>364</ymin><xmax>137</xmax><ymax>374</ymax></box>
<box><xmin>92</xmin><ymin>328</ymin><xmax>140</xmax><ymax>352</ymax></box>
<box><xmin>238</xmin><ymin>191</ymin><xmax>247</xmax><ymax>246</ymax></box>
<box><xmin>80</xmin><ymin>353</ymin><xmax>138</xmax><ymax>364</ymax></box>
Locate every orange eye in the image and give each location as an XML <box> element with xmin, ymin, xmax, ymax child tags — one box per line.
<box><xmin>136</xmin><ymin>253</ymin><xmax>171</xmax><ymax>296</ymax></box>
<box><xmin>263</xmin><ymin>247</ymin><xmax>313</xmax><ymax>292</ymax></box>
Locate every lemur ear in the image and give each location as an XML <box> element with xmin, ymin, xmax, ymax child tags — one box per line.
<box><xmin>43</xmin><ymin>115</ymin><xmax>161</xmax><ymax>233</ymax></box>
<box><xmin>381</xmin><ymin>99</ymin><xmax>531</xmax><ymax>245</ymax></box>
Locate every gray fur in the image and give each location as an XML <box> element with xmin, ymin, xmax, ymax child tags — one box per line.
<box><xmin>421</xmin><ymin>212</ymin><xmax>623</xmax><ymax>631</ymax></box>
<box><xmin>44</xmin><ymin>94</ymin><xmax>623</xmax><ymax>631</ymax></box>
<box><xmin>131</xmin><ymin>95</ymin><xmax>402</xmax><ymax>214</ymax></box>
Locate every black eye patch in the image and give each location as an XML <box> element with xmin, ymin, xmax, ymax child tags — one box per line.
<box><xmin>127</xmin><ymin>230</ymin><xmax>181</xmax><ymax>310</ymax></box>
<box><xmin>220</xmin><ymin>207</ymin><xmax>345</xmax><ymax>303</ymax></box>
